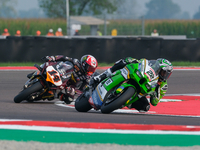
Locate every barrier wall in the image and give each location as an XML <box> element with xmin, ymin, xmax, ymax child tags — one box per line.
<box><xmin>0</xmin><ymin>36</ymin><xmax>199</xmax><ymax>63</ymax></box>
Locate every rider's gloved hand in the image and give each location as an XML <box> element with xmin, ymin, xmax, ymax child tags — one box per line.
<box><xmin>125</xmin><ymin>57</ymin><xmax>139</xmax><ymax>64</ymax></box>
<box><xmin>66</xmin><ymin>87</ymin><xmax>75</xmax><ymax>97</ymax></box>
<box><xmin>89</xmin><ymin>77</ymin><xmax>95</xmax><ymax>86</ymax></box>
<box><xmin>89</xmin><ymin>77</ymin><xmax>99</xmax><ymax>87</ymax></box>
<box><xmin>150</xmin><ymin>84</ymin><xmax>160</xmax><ymax>101</ymax></box>
<box><xmin>41</xmin><ymin>56</ymin><xmax>55</xmax><ymax>62</ymax></box>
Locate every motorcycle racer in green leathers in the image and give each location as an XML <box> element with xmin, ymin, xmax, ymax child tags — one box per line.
<box><xmin>91</xmin><ymin>57</ymin><xmax>173</xmax><ymax>112</ymax></box>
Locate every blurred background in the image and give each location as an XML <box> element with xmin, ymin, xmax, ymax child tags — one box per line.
<box><xmin>1</xmin><ymin>0</ymin><xmax>200</xmax><ymax>37</ymax></box>
<box><xmin>1</xmin><ymin>0</ymin><xmax>200</xmax><ymax>63</ymax></box>
<box><xmin>13</xmin><ymin>0</ymin><xmax>200</xmax><ymax>19</ymax></box>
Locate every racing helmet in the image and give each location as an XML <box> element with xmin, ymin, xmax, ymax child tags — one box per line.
<box><xmin>81</xmin><ymin>55</ymin><xmax>98</xmax><ymax>75</ymax></box>
<box><xmin>157</xmin><ymin>58</ymin><xmax>173</xmax><ymax>81</ymax></box>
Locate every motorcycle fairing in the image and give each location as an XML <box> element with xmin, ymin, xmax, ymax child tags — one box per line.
<box><xmin>120</xmin><ymin>67</ymin><xmax>130</xmax><ymax>79</ymax></box>
<box><xmin>88</xmin><ymin>90</ymin><xmax>102</xmax><ymax>110</ymax></box>
<box><xmin>56</xmin><ymin>61</ymin><xmax>74</xmax><ymax>76</ymax></box>
<box><xmin>97</xmin><ymin>82</ymin><xmax>108</xmax><ymax>100</ymax></box>
<box><xmin>116</xmin><ymin>85</ymin><xmax>124</xmax><ymax>93</ymax></box>
<box><xmin>88</xmin><ymin>82</ymin><xmax>108</xmax><ymax>110</ymax></box>
<box><xmin>46</xmin><ymin>66</ymin><xmax>62</xmax><ymax>86</ymax></box>
<box><xmin>140</xmin><ymin>59</ymin><xmax>159</xmax><ymax>88</ymax></box>
<box><xmin>89</xmin><ymin>68</ymin><xmax>132</xmax><ymax>110</ymax></box>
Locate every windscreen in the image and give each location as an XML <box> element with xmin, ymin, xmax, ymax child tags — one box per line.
<box><xmin>148</xmin><ymin>60</ymin><xmax>161</xmax><ymax>75</ymax></box>
<box><xmin>57</xmin><ymin>61</ymin><xmax>73</xmax><ymax>76</ymax></box>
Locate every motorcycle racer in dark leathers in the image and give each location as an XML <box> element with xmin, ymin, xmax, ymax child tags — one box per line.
<box><xmin>36</xmin><ymin>54</ymin><xmax>98</xmax><ymax>104</ymax></box>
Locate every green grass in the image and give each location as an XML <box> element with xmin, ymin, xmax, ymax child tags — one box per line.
<box><xmin>98</xmin><ymin>62</ymin><xmax>114</xmax><ymax>67</ymax></box>
<box><xmin>1</xmin><ymin>129</ymin><xmax>200</xmax><ymax>146</ymax></box>
<box><xmin>0</xmin><ymin>62</ymin><xmax>40</xmax><ymax>67</ymax></box>
<box><xmin>0</xmin><ymin>61</ymin><xmax>200</xmax><ymax>67</ymax></box>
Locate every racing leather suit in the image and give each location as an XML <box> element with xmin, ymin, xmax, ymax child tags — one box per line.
<box><xmin>42</xmin><ymin>55</ymin><xmax>90</xmax><ymax>103</ymax></box>
<box><xmin>93</xmin><ymin>57</ymin><xmax>168</xmax><ymax>111</ymax></box>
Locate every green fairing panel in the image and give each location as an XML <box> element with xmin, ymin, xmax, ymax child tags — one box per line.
<box><xmin>100</xmin><ymin>61</ymin><xmax>161</xmax><ymax>108</ymax></box>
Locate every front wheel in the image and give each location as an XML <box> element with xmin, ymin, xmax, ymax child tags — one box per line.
<box><xmin>14</xmin><ymin>82</ymin><xmax>43</xmax><ymax>103</ymax></box>
<box><xmin>101</xmin><ymin>87</ymin><xmax>135</xmax><ymax>114</ymax></box>
<box><xmin>75</xmin><ymin>92</ymin><xmax>92</xmax><ymax>112</ymax></box>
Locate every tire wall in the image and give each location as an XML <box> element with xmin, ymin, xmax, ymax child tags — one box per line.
<box><xmin>0</xmin><ymin>36</ymin><xmax>199</xmax><ymax>63</ymax></box>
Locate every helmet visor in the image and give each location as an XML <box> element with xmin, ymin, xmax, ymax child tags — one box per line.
<box><xmin>160</xmin><ymin>69</ymin><xmax>172</xmax><ymax>80</ymax></box>
<box><xmin>86</xmin><ymin>65</ymin><xmax>96</xmax><ymax>75</ymax></box>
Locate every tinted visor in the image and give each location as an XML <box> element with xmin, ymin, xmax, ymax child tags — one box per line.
<box><xmin>160</xmin><ymin>69</ymin><xmax>172</xmax><ymax>80</ymax></box>
<box><xmin>84</xmin><ymin>63</ymin><xmax>96</xmax><ymax>75</ymax></box>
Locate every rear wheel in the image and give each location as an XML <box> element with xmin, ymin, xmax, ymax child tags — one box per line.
<box><xmin>75</xmin><ymin>92</ymin><xmax>92</xmax><ymax>112</ymax></box>
<box><xmin>14</xmin><ymin>82</ymin><xmax>43</xmax><ymax>103</ymax></box>
<box><xmin>101</xmin><ymin>87</ymin><xmax>135</xmax><ymax>114</ymax></box>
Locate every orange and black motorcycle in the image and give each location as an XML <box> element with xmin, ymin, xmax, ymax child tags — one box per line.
<box><xmin>14</xmin><ymin>61</ymin><xmax>85</xmax><ymax>103</ymax></box>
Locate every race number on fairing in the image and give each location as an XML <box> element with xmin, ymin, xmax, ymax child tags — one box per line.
<box><xmin>46</xmin><ymin>66</ymin><xmax>62</xmax><ymax>86</ymax></box>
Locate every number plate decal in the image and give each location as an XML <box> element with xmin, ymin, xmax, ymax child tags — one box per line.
<box><xmin>104</xmin><ymin>78</ymin><xmax>113</xmax><ymax>86</ymax></box>
<box><xmin>46</xmin><ymin>66</ymin><xmax>62</xmax><ymax>86</ymax></box>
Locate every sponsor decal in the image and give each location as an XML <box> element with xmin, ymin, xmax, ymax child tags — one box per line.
<box><xmin>46</xmin><ymin>66</ymin><xmax>62</xmax><ymax>86</ymax></box>
<box><xmin>91</xmin><ymin>90</ymin><xmax>103</xmax><ymax>110</ymax></box>
<box><xmin>105</xmin><ymin>78</ymin><xmax>113</xmax><ymax>86</ymax></box>
<box><xmin>120</xmin><ymin>68</ymin><xmax>129</xmax><ymax>79</ymax></box>
<box><xmin>146</xmin><ymin>70</ymin><xmax>154</xmax><ymax>80</ymax></box>
<box><xmin>97</xmin><ymin>83</ymin><xmax>107</xmax><ymax>100</ymax></box>
<box><xmin>144</xmin><ymin>72</ymin><xmax>151</xmax><ymax>81</ymax></box>
<box><xmin>145</xmin><ymin>65</ymin><xmax>158</xmax><ymax>81</ymax></box>
<box><xmin>138</xmin><ymin>63</ymin><xmax>141</xmax><ymax>72</ymax></box>
<box><xmin>74</xmin><ymin>65</ymin><xmax>80</xmax><ymax>72</ymax></box>
<box><xmin>71</xmin><ymin>73</ymin><xmax>77</xmax><ymax>83</ymax></box>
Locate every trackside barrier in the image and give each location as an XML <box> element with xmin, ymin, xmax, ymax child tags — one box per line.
<box><xmin>0</xmin><ymin>36</ymin><xmax>199</xmax><ymax>63</ymax></box>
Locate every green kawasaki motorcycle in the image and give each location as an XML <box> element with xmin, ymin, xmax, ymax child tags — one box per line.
<box><xmin>75</xmin><ymin>59</ymin><xmax>161</xmax><ymax>114</ymax></box>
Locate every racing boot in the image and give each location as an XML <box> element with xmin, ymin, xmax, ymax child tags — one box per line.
<box><xmin>129</xmin><ymin>97</ymin><xmax>150</xmax><ymax>112</ymax></box>
<box><xmin>58</xmin><ymin>86</ymin><xmax>75</xmax><ymax>104</ymax></box>
<box><xmin>66</xmin><ymin>87</ymin><xmax>75</xmax><ymax>98</ymax></box>
<box><xmin>58</xmin><ymin>92</ymin><xmax>73</xmax><ymax>104</ymax></box>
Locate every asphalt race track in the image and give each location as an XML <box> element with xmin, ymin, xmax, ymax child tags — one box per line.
<box><xmin>0</xmin><ymin>69</ymin><xmax>200</xmax><ymax>126</ymax></box>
